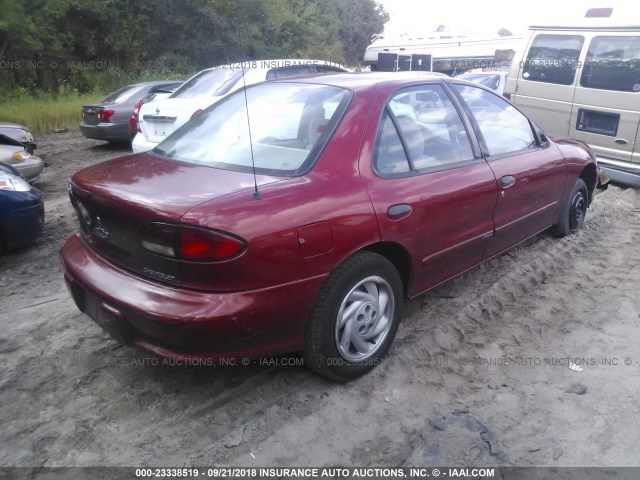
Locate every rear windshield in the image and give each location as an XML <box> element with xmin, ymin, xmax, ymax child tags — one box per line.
<box><xmin>153</xmin><ymin>82</ymin><xmax>352</xmax><ymax>176</ymax></box>
<box><xmin>171</xmin><ymin>68</ymin><xmax>246</xmax><ymax>99</ymax></box>
<box><xmin>458</xmin><ymin>74</ymin><xmax>501</xmax><ymax>90</ymax></box>
<box><xmin>101</xmin><ymin>85</ymin><xmax>146</xmax><ymax>104</ymax></box>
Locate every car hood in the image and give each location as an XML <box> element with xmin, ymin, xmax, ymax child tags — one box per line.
<box><xmin>549</xmin><ymin>135</ymin><xmax>592</xmax><ymax>151</ymax></box>
<box><xmin>0</xmin><ymin>134</ymin><xmax>26</xmax><ymax>148</ymax></box>
<box><xmin>71</xmin><ymin>152</ymin><xmax>283</xmax><ymax>220</ymax></box>
<box><xmin>0</xmin><ymin>122</ymin><xmax>32</xmax><ymax>131</ymax></box>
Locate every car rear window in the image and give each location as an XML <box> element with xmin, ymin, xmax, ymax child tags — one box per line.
<box><xmin>152</xmin><ymin>82</ymin><xmax>352</xmax><ymax>176</ymax></box>
<box><xmin>101</xmin><ymin>85</ymin><xmax>146</xmax><ymax>104</ymax></box>
<box><xmin>171</xmin><ymin>68</ymin><xmax>246</xmax><ymax>98</ymax></box>
<box><xmin>265</xmin><ymin>65</ymin><xmax>313</xmax><ymax>79</ymax></box>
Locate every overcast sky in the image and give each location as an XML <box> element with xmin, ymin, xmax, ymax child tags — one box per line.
<box><xmin>377</xmin><ymin>0</ymin><xmax>631</xmax><ymax>37</ymax></box>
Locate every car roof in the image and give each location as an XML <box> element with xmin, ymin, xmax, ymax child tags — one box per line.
<box><xmin>0</xmin><ymin>123</ymin><xmax>30</xmax><ymax>130</ymax></box>
<box><xmin>272</xmin><ymin>71</ymin><xmax>449</xmax><ymax>91</ymax></box>
<box><xmin>201</xmin><ymin>59</ymin><xmax>350</xmax><ymax>73</ymax></box>
<box><xmin>130</xmin><ymin>80</ymin><xmax>184</xmax><ymax>87</ymax></box>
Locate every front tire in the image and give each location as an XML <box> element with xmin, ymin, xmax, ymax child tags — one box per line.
<box><xmin>303</xmin><ymin>251</ymin><xmax>403</xmax><ymax>382</ymax></box>
<box><xmin>551</xmin><ymin>178</ymin><xmax>588</xmax><ymax>237</ymax></box>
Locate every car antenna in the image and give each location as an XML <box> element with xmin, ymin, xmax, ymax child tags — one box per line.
<box><xmin>235</xmin><ymin>0</ymin><xmax>261</xmax><ymax>200</ymax></box>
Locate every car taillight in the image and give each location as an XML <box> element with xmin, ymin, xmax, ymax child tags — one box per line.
<box><xmin>140</xmin><ymin>223</ymin><xmax>178</xmax><ymax>257</ymax></box>
<box><xmin>191</xmin><ymin>109</ymin><xmax>203</xmax><ymax>118</ymax></box>
<box><xmin>97</xmin><ymin>109</ymin><xmax>115</xmax><ymax>121</ymax></box>
<box><xmin>140</xmin><ymin>223</ymin><xmax>245</xmax><ymax>262</ymax></box>
<box><xmin>503</xmin><ymin>92</ymin><xmax>512</xmax><ymax>101</ymax></box>
<box><xmin>130</xmin><ymin>101</ymin><xmax>142</xmax><ymax>133</ymax></box>
<box><xmin>179</xmin><ymin>227</ymin><xmax>245</xmax><ymax>261</ymax></box>
<box><xmin>129</xmin><ymin>114</ymin><xmax>138</xmax><ymax>133</ymax></box>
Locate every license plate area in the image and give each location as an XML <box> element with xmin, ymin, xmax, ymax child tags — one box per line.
<box><xmin>82</xmin><ymin>287</ymin><xmax>134</xmax><ymax>345</ymax></box>
<box><xmin>142</xmin><ymin>117</ymin><xmax>177</xmax><ymax>140</ymax></box>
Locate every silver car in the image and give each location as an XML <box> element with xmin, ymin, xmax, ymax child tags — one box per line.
<box><xmin>0</xmin><ymin>123</ymin><xmax>37</xmax><ymax>154</ymax></box>
<box><xmin>0</xmin><ymin>134</ymin><xmax>44</xmax><ymax>184</ymax></box>
<box><xmin>80</xmin><ymin>80</ymin><xmax>184</xmax><ymax>144</ymax></box>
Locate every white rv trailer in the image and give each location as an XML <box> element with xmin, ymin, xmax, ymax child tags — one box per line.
<box><xmin>364</xmin><ymin>33</ymin><xmax>523</xmax><ymax>75</ymax></box>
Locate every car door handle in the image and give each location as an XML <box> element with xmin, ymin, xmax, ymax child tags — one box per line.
<box><xmin>500</xmin><ymin>175</ymin><xmax>516</xmax><ymax>188</ymax></box>
<box><xmin>614</xmin><ymin>138</ymin><xmax>628</xmax><ymax>145</ymax></box>
<box><xmin>387</xmin><ymin>204</ymin><xmax>412</xmax><ymax>219</ymax></box>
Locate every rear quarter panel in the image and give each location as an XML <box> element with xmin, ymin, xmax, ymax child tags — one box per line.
<box><xmin>179</xmin><ymin>84</ymin><xmax>382</xmax><ymax>291</ymax></box>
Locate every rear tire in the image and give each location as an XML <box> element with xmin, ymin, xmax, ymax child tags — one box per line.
<box><xmin>551</xmin><ymin>178</ymin><xmax>588</xmax><ymax>237</ymax></box>
<box><xmin>303</xmin><ymin>251</ymin><xmax>403</xmax><ymax>382</ymax></box>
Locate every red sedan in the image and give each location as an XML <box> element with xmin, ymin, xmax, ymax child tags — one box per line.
<box><xmin>61</xmin><ymin>72</ymin><xmax>601</xmax><ymax>381</ymax></box>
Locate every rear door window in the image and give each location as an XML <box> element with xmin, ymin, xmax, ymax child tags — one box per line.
<box><xmin>374</xmin><ymin>84</ymin><xmax>475</xmax><ymax>176</ymax></box>
<box><xmin>373</xmin><ymin>110</ymin><xmax>412</xmax><ymax>176</ymax></box>
<box><xmin>580</xmin><ymin>36</ymin><xmax>640</xmax><ymax>92</ymax></box>
<box><xmin>522</xmin><ymin>34</ymin><xmax>584</xmax><ymax>85</ymax></box>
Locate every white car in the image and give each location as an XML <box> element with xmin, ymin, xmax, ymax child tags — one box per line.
<box><xmin>132</xmin><ymin>59</ymin><xmax>349</xmax><ymax>153</ymax></box>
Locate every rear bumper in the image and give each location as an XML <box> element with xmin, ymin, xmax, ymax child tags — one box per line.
<box><xmin>60</xmin><ymin>233</ymin><xmax>325</xmax><ymax>361</ymax></box>
<box><xmin>80</xmin><ymin>122</ymin><xmax>130</xmax><ymax>142</ymax></box>
<box><xmin>597</xmin><ymin>157</ymin><xmax>640</xmax><ymax>189</ymax></box>
<box><xmin>131</xmin><ymin>133</ymin><xmax>159</xmax><ymax>153</ymax></box>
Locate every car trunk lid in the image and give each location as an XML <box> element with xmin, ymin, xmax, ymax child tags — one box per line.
<box><xmin>69</xmin><ymin>153</ymin><xmax>281</xmax><ymax>288</ymax></box>
<box><xmin>82</xmin><ymin>104</ymin><xmax>111</xmax><ymax>125</ymax></box>
<box><xmin>139</xmin><ymin>97</ymin><xmax>215</xmax><ymax>143</ymax></box>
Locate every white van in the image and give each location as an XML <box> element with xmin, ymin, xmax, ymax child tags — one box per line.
<box><xmin>505</xmin><ymin>8</ymin><xmax>640</xmax><ymax>187</ymax></box>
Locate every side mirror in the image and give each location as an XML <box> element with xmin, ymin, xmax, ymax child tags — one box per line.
<box><xmin>539</xmin><ymin>132</ymin><xmax>549</xmax><ymax>148</ymax></box>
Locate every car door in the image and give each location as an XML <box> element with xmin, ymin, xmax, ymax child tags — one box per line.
<box><xmin>569</xmin><ymin>34</ymin><xmax>640</xmax><ymax>164</ymax></box>
<box><xmin>452</xmin><ymin>83</ymin><xmax>567</xmax><ymax>259</ymax></box>
<box><xmin>360</xmin><ymin>82</ymin><xmax>498</xmax><ymax>296</ymax></box>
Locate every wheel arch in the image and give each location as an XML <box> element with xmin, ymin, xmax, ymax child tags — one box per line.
<box><xmin>361</xmin><ymin>241</ymin><xmax>412</xmax><ymax>297</ymax></box>
<box><xmin>579</xmin><ymin>163</ymin><xmax>598</xmax><ymax>206</ymax></box>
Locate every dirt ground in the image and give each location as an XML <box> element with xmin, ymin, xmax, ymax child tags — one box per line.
<box><xmin>1</xmin><ymin>130</ymin><xmax>639</xmax><ymax>469</ymax></box>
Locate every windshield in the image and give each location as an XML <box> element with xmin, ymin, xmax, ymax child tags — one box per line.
<box><xmin>153</xmin><ymin>82</ymin><xmax>352</xmax><ymax>176</ymax></box>
<box><xmin>101</xmin><ymin>85</ymin><xmax>146</xmax><ymax>104</ymax></box>
<box><xmin>171</xmin><ymin>68</ymin><xmax>246</xmax><ymax>99</ymax></box>
<box><xmin>458</xmin><ymin>74</ymin><xmax>501</xmax><ymax>90</ymax></box>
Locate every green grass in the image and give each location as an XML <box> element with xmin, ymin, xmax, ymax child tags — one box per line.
<box><xmin>0</xmin><ymin>93</ymin><xmax>104</xmax><ymax>134</ymax></box>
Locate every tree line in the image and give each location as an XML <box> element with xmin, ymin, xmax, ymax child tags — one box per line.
<box><xmin>0</xmin><ymin>0</ymin><xmax>388</xmax><ymax>96</ymax></box>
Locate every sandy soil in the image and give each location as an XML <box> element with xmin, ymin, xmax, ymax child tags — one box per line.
<box><xmin>1</xmin><ymin>130</ymin><xmax>639</xmax><ymax>468</ymax></box>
